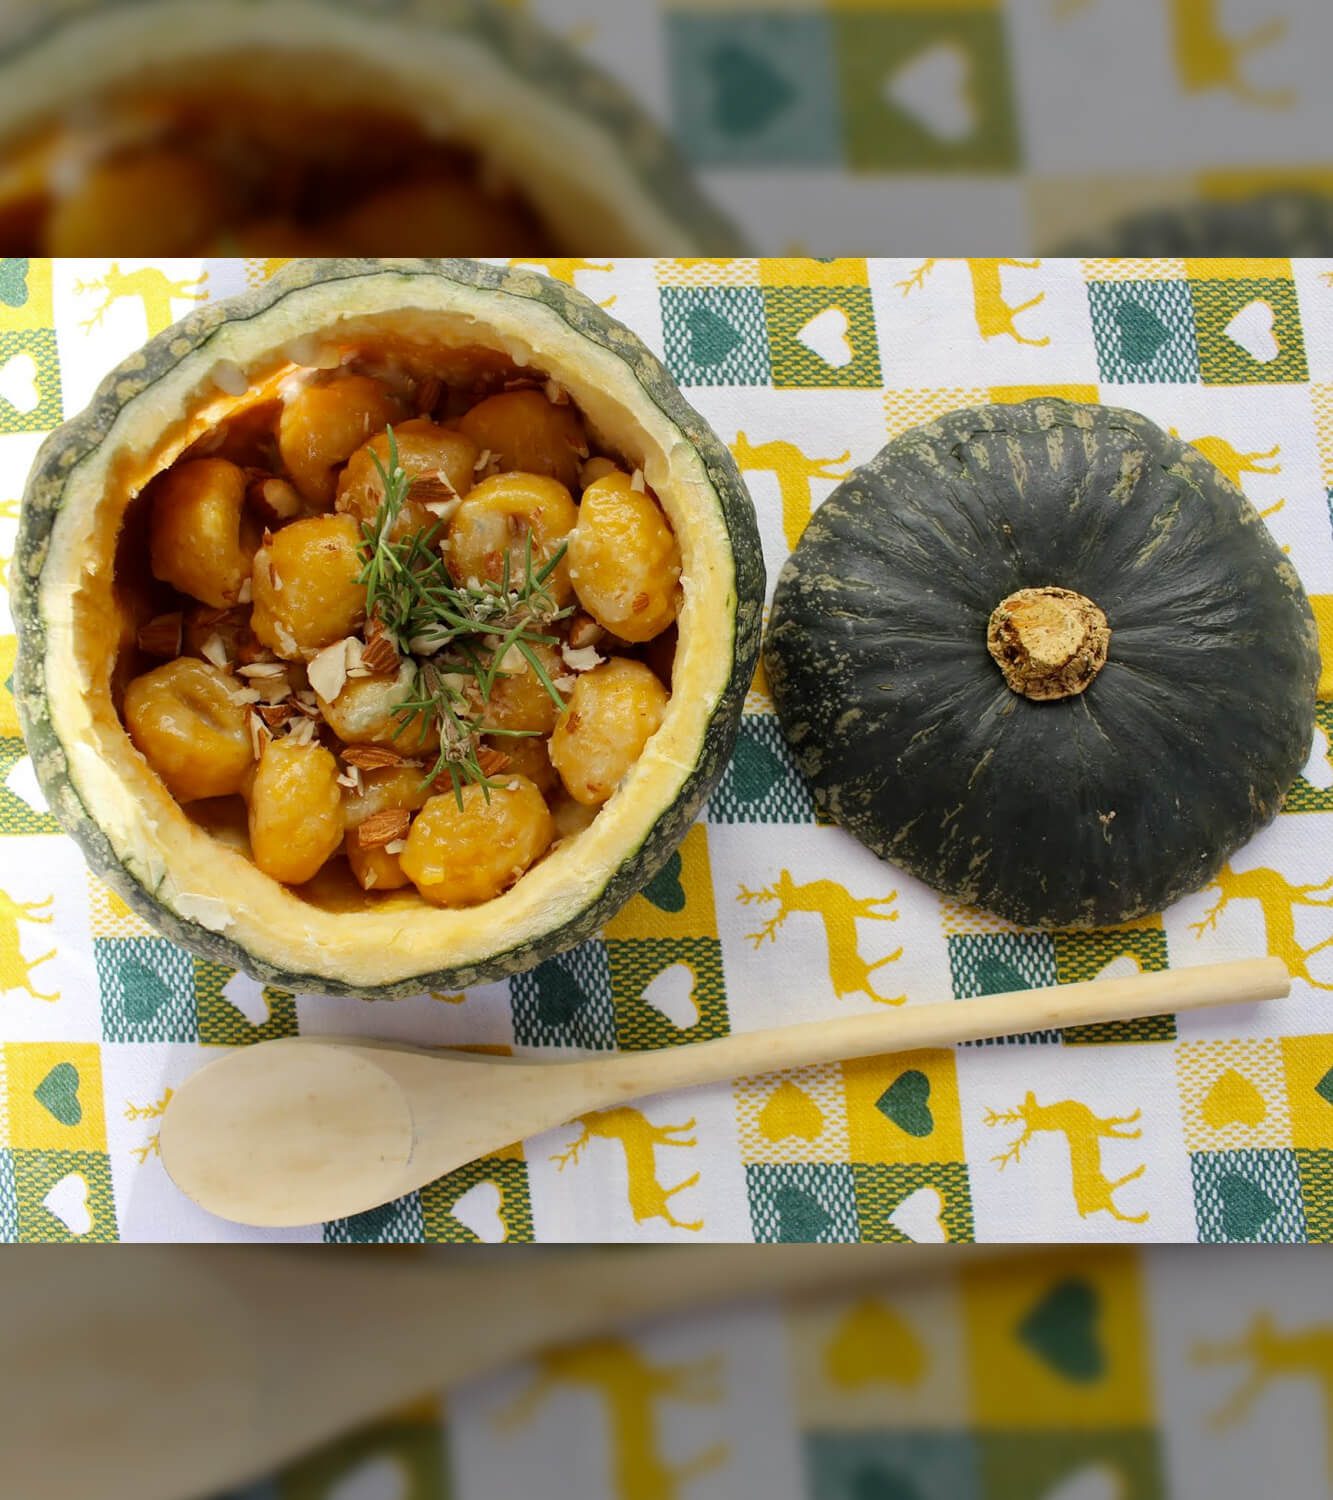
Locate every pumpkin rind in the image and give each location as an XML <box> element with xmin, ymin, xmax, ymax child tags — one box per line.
<box><xmin>14</xmin><ymin>258</ymin><xmax>764</xmax><ymax>996</ymax></box>
<box><xmin>0</xmin><ymin>0</ymin><xmax>746</xmax><ymax>256</ymax></box>
<box><xmin>766</xmin><ymin>398</ymin><xmax>1320</xmax><ymax>929</ymax></box>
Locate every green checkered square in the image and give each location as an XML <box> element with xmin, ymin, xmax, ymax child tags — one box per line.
<box><xmin>1192</xmin><ymin>276</ymin><xmax>1308</xmax><ymax>385</ymax></box>
<box><xmin>806</xmin><ymin>1432</ymin><xmax>982</xmax><ymax>1500</ymax></box>
<box><xmin>421</xmin><ymin>1155</ymin><xmax>534</xmax><ymax>1243</ymax></box>
<box><xmin>1295</xmin><ymin>1149</ymin><xmax>1333</xmax><ymax>1243</ymax></box>
<box><xmin>706</xmin><ymin>715</ymin><xmax>815</xmax><ymax>823</ymax></box>
<box><xmin>763</xmin><ymin>286</ymin><xmax>882</xmax><ymax>389</ymax></box>
<box><xmin>831</xmin><ymin>9</ymin><xmax>1020</xmax><ymax>171</ymax></box>
<box><xmin>666</xmin><ymin>12</ymin><xmax>841</xmax><ymax>166</ymax></box>
<box><xmin>95</xmin><ymin>937</ymin><xmax>197</xmax><ymax>1043</ymax></box>
<box><xmin>608</xmin><ymin>936</ymin><xmax>729</xmax><ymax>1050</ymax></box>
<box><xmin>13</xmin><ymin>1149</ymin><xmax>117</xmax><ymax>1242</ymax></box>
<box><xmin>1192</xmin><ymin>1148</ymin><xmax>1308</xmax><ymax>1243</ymax></box>
<box><xmin>852</xmin><ymin>1161</ymin><xmax>975</xmax><ymax>1243</ymax></box>
<box><xmin>1055</xmin><ymin>930</ymin><xmax>1174</xmax><ymax>1044</ymax></box>
<box><xmin>1282</xmin><ymin>700</ymin><xmax>1333</xmax><ymax>812</ymax></box>
<box><xmin>1087</xmin><ymin>279</ymin><xmax>1200</xmax><ymax>383</ymax></box>
<box><xmin>949</xmin><ymin>934</ymin><xmax>1060</xmax><ymax>1045</ymax></box>
<box><xmin>0</xmin><ymin>736</ymin><xmax>59</xmax><ymax>835</ymax></box>
<box><xmin>324</xmin><ymin>1192</ymin><xmax>424</xmax><ymax>1244</ymax></box>
<box><xmin>747</xmin><ymin>1161</ymin><xmax>859</xmax><ymax>1242</ymax></box>
<box><xmin>510</xmin><ymin>942</ymin><xmax>616</xmax><ymax>1051</ymax></box>
<box><xmin>977</xmin><ymin>1431</ymin><xmax>1166</xmax><ymax>1500</ymax></box>
<box><xmin>660</xmin><ymin>286</ymin><xmax>772</xmax><ymax>386</ymax></box>
<box><xmin>0</xmin><ymin>1148</ymin><xmax>16</xmax><ymax>1242</ymax></box>
<box><xmin>0</xmin><ymin>329</ymin><xmax>61</xmax><ymax>432</ymax></box>
<box><xmin>195</xmin><ymin>959</ymin><xmax>298</xmax><ymax>1045</ymax></box>
<box><xmin>277</xmin><ymin>1419</ymin><xmax>445</xmax><ymax>1500</ymax></box>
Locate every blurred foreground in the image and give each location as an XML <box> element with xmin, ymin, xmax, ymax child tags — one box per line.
<box><xmin>0</xmin><ymin>0</ymin><xmax>1327</xmax><ymax>255</ymax></box>
<box><xmin>2</xmin><ymin>1245</ymin><xmax>1330</xmax><ymax>1499</ymax></box>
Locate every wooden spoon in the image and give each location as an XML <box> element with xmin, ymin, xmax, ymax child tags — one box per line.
<box><xmin>160</xmin><ymin>957</ymin><xmax>1287</xmax><ymax>1227</ymax></box>
<box><xmin>0</xmin><ymin>1244</ymin><xmax>1013</xmax><ymax>1500</ymax></box>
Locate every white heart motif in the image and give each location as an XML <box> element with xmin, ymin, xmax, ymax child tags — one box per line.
<box><xmin>449</xmin><ymin>1178</ymin><xmax>507</xmax><ymax>1243</ymax></box>
<box><xmin>884</xmin><ymin>42</ymin><xmax>976</xmax><ymax>143</ymax></box>
<box><xmin>0</xmin><ymin>353</ymin><xmax>40</xmax><ymax>414</ymax></box>
<box><xmin>1301</xmin><ymin>721</ymin><xmax>1333</xmax><ymax>789</ymax></box>
<box><xmin>1041</xmin><ymin>1463</ymin><xmax>1124</xmax><ymax>1500</ymax></box>
<box><xmin>643</xmin><ymin>962</ymin><xmax>699</xmax><ymax>1029</ymax></box>
<box><xmin>43</xmin><ymin>1173</ymin><xmax>93</xmax><ymax>1236</ymax></box>
<box><xmin>1224</xmin><ymin>299</ymin><xmax>1280</xmax><ymax>363</ymax></box>
<box><xmin>1093</xmin><ymin>953</ymin><xmax>1143</xmax><ymax>982</ymax></box>
<box><xmin>887</xmin><ymin>1185</ymin><xmax>947</xmax><ymax>1243</ymax></box>
<box><xmin>5</xmin><ymin>754</ymin><xmax>49</xmax><ymax>813</ymax></box>
<box><xmin>222</xmin><ymin>971</ymin><xmax>274</xmax><ymax>1028</ymax></box>
<box><xmin>327</xmin><ymin>1455</ymin><xmax>410</xmax><ymax>1500</ymax></box>
<box><xmin>796</xmin><ymin>306</ymin><xmax>854</xmax><ymax>369</ymax></box>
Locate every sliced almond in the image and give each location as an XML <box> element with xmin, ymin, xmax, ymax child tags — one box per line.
<box><xmin>286</xmin><ymin>716</ymin><xmax>318</xmax><ymax>747</ymax></box>
<box><xmin>342</xmin><ymin>744</ymin><xmax>412</xmax><ymax>771</ymax></box>
<box><xmin>357</xmin><ymin>808</ymin><xmax>412</xmax><ymax>849</ymax></box>
<box><xmin>567</xmin><ymin>613</ymin><xmax>605</xmax><ymax>651</ymax></box>
<box><xmin>360</xmin><ymin>630</ymin><xmax>400</xmax><ymax>676</ymax></box>
<box><xmin>473</xmin><ymin>448</ymin><xmax>493</xmax><ymax>474</ymax></box>
<box><xmin>255</xmin><ymin>703</ymin><xmax>293</xmax><ymax>730</ymax></box>
<box><xmin>247</xmin><ymin>472</ymin><xmax>302</xmax><ymax>526</ymax></box>
<box><xmin>416</xmin><ymin>375</ymin><xmax>443</xmax><ymax>417</ymax></box>
<box><xmin>410</xmin><ymin>472</ymin><xmax>458</xmax><ymax>506</ymax></box>
<box><xmin>477</xmin><ymin>746</ymin><xmax>511</xmax><ymax>776</ymax></box>
<box><xmin>630</xmin><ymin>468</ymin><xmax>646</xmax><ymax>493</ymax></box>
<box><xmin>307</xmin><ymin>639</ymin><xmax>350</xmax><ymax>703</ymax></box>
<box><xmin>200</xmin><ymin>633</ymin><xmax>230</xmax><ymax>669</ymax></box>
<box><xmin>383</xmin><ymin>838</ymin><xmax>408</xmax><ymax>856</ymax></box>
<box><xmin>554</xmin><ymin>673</ymin><xmax>576</xmax><ymax>694</ymax></box>
<box><xmin>225</xmin><ymin>683</ymin><xmax>263</xmax><ymax>707</ymax></box>
<box><xmin>247</xmin><ymin>712</ymin><xmax>272</xmax><ymax>761</ymax></box>
<box><xmin>237</xmin><ymin>661</ymin><xmax>287</xmax><ymax>678</ymax></box>
<box><xmin>545</xmin><ymin>379</ymin><xmax>570</xmax><ymax>406</ymax></box>
<box><xmin>561</xmin><ymin>642</ymin><xmax>603</xmax><ymax>673</ymax></box>
<box><xmin>138</xmin><ymin>612</ymin><xmax>182</xmax><ymax>658</ymax></box>
<box><xmin>237</xmin><ymin>578</ymin><xmax>253</xmax><ymax>604</ymax></box>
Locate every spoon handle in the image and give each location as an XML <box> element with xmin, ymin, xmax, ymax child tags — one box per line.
<box><xmin>583</xmin><ymin>957</ymin><xmax>1288</xmax><ymax>1101</ymax></box>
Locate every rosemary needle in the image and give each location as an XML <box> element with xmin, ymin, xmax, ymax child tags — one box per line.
<box><xmin>357</xmin><ymin>426</ymin><xmax>574</xmax><ymax>804</ymax></box>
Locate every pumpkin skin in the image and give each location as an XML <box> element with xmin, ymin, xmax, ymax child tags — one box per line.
<box><xmin>766</xmin><ymin>398</ymin><xmax>1320</xmax><ymax>929</ymax></box>
<box><xmin>14</xmin><ymin>258</ymin><xmax>764</xmax><ymax>997</ymax></box>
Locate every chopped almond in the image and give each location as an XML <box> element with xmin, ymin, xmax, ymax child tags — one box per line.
<box><xmin>477</xmin><ymin>747</ymin><xmax>511</xmax><ymax>776</ymax></box>
<box><xmin>247</xmin><ymin>472</ymin><xmax>302</xmax><ymax>526</ymax></box>
<box><xmin>342</xmin><ymin>744</ymin><xmax>411</xmax><ymax>770</ymax></box>
<box><xmin>255</xmin><ymin>703</ymin><xmax>293</xmax><ymax>729</ymax></box>
<box><xmin>567</xmin><ymin>613</ymin><xmax>605</xmax><ymax>651</ymax></box>
<box><xmin>357</xmin><ymin>808</ymin><xmax>412</xmax><ymax>849</ymax></box>
<box><xmin>416</xmin><ymin>376</ymin><xmax>443</xmax><ymax>417</ymax></box>
<box><xmin>137</xmin><ymin>612</ymin><xmax>183</xmax><ymax>658</ymax></box>
<box><xmin>360</xmin><ymin>629</ymin><xmax>400</xmax><ymax>676</ymax></box>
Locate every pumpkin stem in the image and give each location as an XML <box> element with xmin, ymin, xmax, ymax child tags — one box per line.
<box><xmin>987</xmin><ymin>587</ymin><xmax>1110</xmax><ymax>702</ymax></box>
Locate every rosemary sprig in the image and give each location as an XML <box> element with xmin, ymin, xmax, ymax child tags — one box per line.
<box><xmin>357</xmin><ymin>427</ymin><xmax>574</xmax><ymax>805</ymax></box>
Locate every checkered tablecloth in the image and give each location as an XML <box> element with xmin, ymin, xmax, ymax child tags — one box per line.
<box><xmin>0</xmin><ymin>254</ymin><xmax>1330</xmax><ymax>1243</ymax></box>
<box><xmin>221</xmin><ymin>1247</ymin><xmax>1333</xmax><ymax>1500</ymax></box>
<box><xmin>525</xmin><ymin>0</ymin><xmax>1333</xmax><ymax>254</ymax></box>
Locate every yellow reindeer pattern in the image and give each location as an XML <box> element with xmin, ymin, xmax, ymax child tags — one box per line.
<box><xmin>898</xmin><ymin>258</ymin><xmax>1051</xmax><ymax>347</ymax></box>
<box><xmin>729</xmin><ymin>433</ymin><xmax>850</xmax><ymax>551</ymax></box>
<box><xmin>1191</xmin><ymin>863</ymin><xmax>1333</xmax><ymax>989</ymax></box>
<box><xmin>500</xmin><ymin>1340</ymin><xmax>726</xmax><ymax>1500</ymax></box>
<box><xmin>1170</xmin><ymin>0</ymin><xmax>1292</xmax><ymax>106</ymax></box>
<box><xmin>554</xmin><ymin>1108</ymin><xmax>703</xmax><ymax>1231</ymax></box>
<box><xmin>1175</xmin><ymin>432</ymin><xmax>1281</xmax><ymax>489</ymax></box>
<box><xmin>125</xmin><ymin>1089</ymin><xmax>174</xmax><ymax>1165</ymax></box>
<box><xmin>740</xmin><ymin>871</ymin><xmax>904</xmax><ymax>1005</ymax></box>
<box><xmin>1196</xmin><ymin>1314</ymin><xmax>1333</xmax><ymax>1481</ymax></box>
<box><xmin>76</xmin><ymin>264</ymin><xmax>209</xmax><ymax>337</ymax></box>
<box><xmin>986</xmin><ymin>1090</ymin><xmax>1148</xmax><ymax>1223</ymax></box>
<box><xmin>0</xmin><ymin>891</ymin><xmax>58</xmax><ymax>1002</ymax></box>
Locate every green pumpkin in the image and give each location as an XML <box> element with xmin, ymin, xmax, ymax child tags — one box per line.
<box><xmin>14</xmin><ymin>258</ymin><xmax>763</xmax><ymax>996</ymax></box>
<box><xmin>766</xmin><ymin>398</ymin><xmax>1319</xmax><ymax>929</ymax></box>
